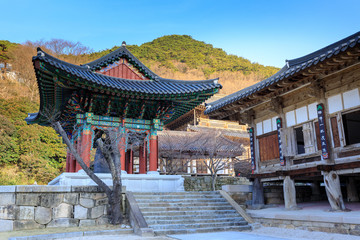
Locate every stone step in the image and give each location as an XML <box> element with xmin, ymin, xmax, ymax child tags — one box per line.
<box><xmin>139</xmin><ymin>205</ymin><xmax>234</xmax><ymax>212</ymax></box>
<box><xmin>133</xmin><ymin>191</ymin><xmax>218</xmax><ymax>195</ymax></box>
<box><xmin>151</xmin><ymin>221</ymin><xmax>247</xmax><ymax>230</ymax></box>
<box><xmin>137</xmin><ymin>201</ymin><xmax>229</xmax><ymax>207</ymax></box>
<box><xmin>146</xmin><ymin>216</ymin><xmax>245</xmax><ymax>225</ymax></box>
<box><xmin>142</xmin><ymin>209</ymin><xmax>237</xmax><ymax>216</ymax></box>
<box><xmin>154</xmin><ymin>225</ymin><xmax>251</xmax><ymax>235</ymax></box>
<box><xmin>133</xmin><ymin>195</ymin><xmax>222</xmax><ymax>200</ymax></box>
<box><xmin>136</xmin><ymin>198</ymin><xmax>227</xmax><ymax>204</ymax></box>
<box><xmin>144</xmin><ymin>213</ymin><xmax>241</xmax><ymax>221</ymax></box>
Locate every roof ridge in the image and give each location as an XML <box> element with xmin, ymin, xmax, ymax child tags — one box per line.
<box><xmin>83</xmin><ymin>45</ymin><xmax>159</xmax><ymax>79</ymax></box>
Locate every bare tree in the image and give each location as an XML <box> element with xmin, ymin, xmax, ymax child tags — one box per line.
<box><xmin>52</xmin><ymin>121</ymin><xmax>124</xmax><ymax>224</ymax></box>
<box><xmin>192</xmin><ymin>131</ymin><xmax>245</xmax><ymax>191</ymax></box>
<box><xmin>158</xmin><ymin>131</ymin><xmax>198</xmax><ymax>174</ymax></box>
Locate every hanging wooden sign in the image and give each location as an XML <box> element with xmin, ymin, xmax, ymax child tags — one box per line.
<box><xmin>276</xmin><ymin>118</ymin><xmax>285</xmax><ymax>166</ymax></box>
<box><xmin>248</xmin><ymin>127</ymin><xmax>256</xmax><ymax>174</ymax></box>
<box><xmin>316</xmin><ymin>104</ymin><xmax>329</xmax><ymax>160</ymax></box>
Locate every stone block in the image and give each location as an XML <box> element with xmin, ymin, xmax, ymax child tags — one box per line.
<box><xmin>95</xmin><ymin>216</ymin><xmax>109</xmax><ymax>225</ymax></box>
<box><xmin>0</xmin><ymin>219</ymin><xmax>13</xmax><ymax>232</ymax></box>
<box><xmin>80</xmin><ymin>192</ymin><xmax>107</xmax><ymax>200</ymax></box>
<box><xmin>53</xmin><ymin>203</ymin><xmax>72</xmax><ymax>219</ymax></box>
<box><xmin>0</xmin><ymin>193</ymin><xmax>15</xmax><ymax>206</ymax></box>
<box><xmin>40</xmin><ymin>193</ymin><xmax>64</xmax><ymax>208</ymax></box>
<box><xmin>0</xmin><ymin>186</ymin><xmax>16</xmax><ymax>193</ymax></box>
<box><xmin>16</xmin><ymin>193</ymin><xmax>40</xmax><ymax>206</ymax></box>
<box><xmin>79</xmin><ymin>219</ymin><xmax>96</xmax><ymax>227</ymax></box>
<box><xmin>80</xmin><ymin>198</ymin><xmax>95</xmax><ymax>208</ymax></box>
<box><xmin>13</xmin><ymin>220</ymin><xmax>44</xmax><ymax>230</ymax></box>
<box><xmin>0</xmin><ymin>205</ymin><xmax>15</xmax><ymax>220</ymax></box>
<box><xmin>47</xmin><ymin>218</ymin><xmax>79</xmax><ymax>228</ymax></box>
<box><xmin>72</xmin><ymin>186</ymin><xmax>102</xmax><ymax>193</ymax></box>
<box><xmin>350</xmin><ymin>230</ymin><xmax>360</xmax><ymax>236</ymax></box>
<box><xmin>34</xmin><ymin>207</ymin><xmax>52</xmax><ymax>224</ymax></box>
<box><xmin>63</xmin><ymin>193</ymin><xmax>79</xmax><ymax>205</ymax></box>
<box><xmin>74</xmin><ymin>205</ymin><xmax>88</xmax><ymax>219</ymax></box>
<box><xmin>95</xmin><ymin>198</ymin><xmax>108</xmax><ymax>206</ymax></box>
<box><xmin>16</xmin><ymin>185</ymin><xmax>71</xmax><ymax>193</ymax></box>
<box><xmin>15</xmin><ymin>206</ymin><xmax>34</xmax><ymax>220</ymax></box>
<box><xmin>90</xmin><ymin>205</ymin><xmax>104</xmax><ymax>219</ymax></box>
<box><xmin>222</xmin><ymin>184</ymin><xmax>252</xmax><ymax>192</ymax></box>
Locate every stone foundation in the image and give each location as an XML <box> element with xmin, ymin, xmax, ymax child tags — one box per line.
<box><xmin>0</xmin><ymin>185</ymin><xmax>114</xmax><ymax>232</ymax></box>
<box><xmin>255</xmin><ymin>218</ymin><xmax>360</xmax><ymax>236</ymax></box>
<box><xmin>183</xmin><ymin>176</ymin><xmax>250</xmax><ymax>191</ymax></box>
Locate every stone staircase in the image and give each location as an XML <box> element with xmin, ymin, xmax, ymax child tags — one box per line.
<box><xmin>133</xmin><ymin>191</ymin><xmax>250</xmax><ymax>235</ymax></box>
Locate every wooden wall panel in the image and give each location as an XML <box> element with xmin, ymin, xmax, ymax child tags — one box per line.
<box><xmin>258</xmin><ymin>132</ymin><xmax>280</xmax><ymax>161</ymax></box>
<box><xmin>331</xmin><ymin>117</ymin><xmax>341</xmax><ymax>148</ymax></box>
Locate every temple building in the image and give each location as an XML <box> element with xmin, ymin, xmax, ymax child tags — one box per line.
<box><xmin>26</xmin><ymin>42</ymin><xmax>221</xmax><ymax>175</ymax></box>
<box><xmin>205</xmin><ymin>32</ymin><xmax>360</xmax><ymax>210</ymax></box>
<box><xmin>161</xmin><ymin>95</ymin><xmax>250</xmax><ymax>176</ymax></box>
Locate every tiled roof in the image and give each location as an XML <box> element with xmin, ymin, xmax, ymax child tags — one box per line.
<box><xmin>34</xmin><ymin>48</ymin><xmax>221</xmax><ymax>96</ymax></box>
<box><xmin>205</xmin><ymin>31</ymin><xmax>360</xmax><ymax>115</ymax></box>
<box><xmin>84</xmin><ymin>45</ymin><xmax>158</xmax><ymax>79</ymax></box>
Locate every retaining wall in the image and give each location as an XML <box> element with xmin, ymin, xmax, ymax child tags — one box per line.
<box><xmin>183</xmin><ymin>176</ymin><xmax>250</xmax><ymax>191</ymax></box>
<box><xmin>0</xmin><ymin>185</ymin><xmax>113</xmax><ymax>232</ymax></box>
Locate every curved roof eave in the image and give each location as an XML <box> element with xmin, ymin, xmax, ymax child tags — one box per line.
<box><xmin>33</xmin><ymin>48</ymin><xmax>222</xmax><ymax>96</ymax></box>
<box><xmin>204</xmin><ymin>31</ymin><xmax>360</xmax><ymax>115</ymax></box>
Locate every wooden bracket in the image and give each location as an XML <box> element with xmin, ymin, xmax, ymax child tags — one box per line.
<box><xmin>269</xmin><ymin>97</ymin><xmax>283</xmax><ymax>114</ymax></box>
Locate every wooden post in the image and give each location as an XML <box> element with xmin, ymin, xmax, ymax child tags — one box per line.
<box><xmin>149</xmin><ymin>135</ymin><xmax>158</xmax><ymax>172</ymax></box>
<box><xmin>323</xmin><ymin>171</ymin><xmax>346</xmax><ymax>211</ymax></box>
<box><xmin>76</xmin><ymin>126</ymin><xmax>92</xmax><ymax>172</ymax></box>
<box><xmin>346</xmin><ymin>177</ymin><xmax>359</xmax><ymax>202</ymax></box>
<box><xmin>65</xmin><ymin>149</ymin><xmax>71</xmax><ymax>172</ymax></box>
<box><xmin>128</xmin><ymin>150</ymin><xmax>134</xmax><ymax>174</ymax></box>
<box><xmin>120</xmin><ymin>136</ymin><xmax>126</xmax><ymax>172</ymax></box>
<box><xmin>283</xmin><ymin>176</ymin><xmax>299</xmax><ymax>210</ymax></box>
<box><xmin>125</xmin><ymin>150</ymin><xmax>130</xmax><ymax>173</ymax></box>
<box><xmin>139</xmin><ymin>141</ymin><xmax>147</xmax><ymax>174</ymax></box>
<box><xmin>252</xmin><ymin>178</ymin><xmax>264</xmax><ymax>209</ymax></box>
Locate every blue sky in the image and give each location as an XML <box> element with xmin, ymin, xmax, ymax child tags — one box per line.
<box><xmin>1</xmin><ymin>0</ymin><xmax>359</xmax><ymax>67</ymax></box>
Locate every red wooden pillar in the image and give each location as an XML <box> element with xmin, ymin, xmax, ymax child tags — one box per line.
<box><xmin>149</xmin><ymin>135</ymin><xmax>158</xmax><ymax>172</ymax></box>
<box><xmin>76</xmin><ymin>127</ymin><xmax>92</xmax><ymax>172</ymax></box>
<box><xmin>128</xmin><ymin>150</ymin><xmax>134</xmax><ymax>174</ymax></box>
<box><xmin>125</xmin><ymin>150</ymin><xmax>130</xmax><ymax>173</ymax></box>
<box><xmin>139</xmin><ymin>141</ymin><xmax>147</xmax><ymax>174</ymax></box>
<box><xmin>120</xmin><ymin>136</ymin><xmax>126</xmax><ymax>171</ymax></box>
<box><xmin>66</xmin><ymin>149</ymin><xmax>71</xmax><ymax>172</ymax></box>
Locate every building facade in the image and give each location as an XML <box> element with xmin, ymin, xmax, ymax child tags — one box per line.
<box><xmin>205</xmin><ymin>32</ymin><xmax>360</xmax><ymax>210</ymax></box>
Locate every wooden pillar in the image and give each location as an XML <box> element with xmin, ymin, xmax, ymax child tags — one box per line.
<box><xmin>283</xmin><ymin>176</ymin><xmax>299</xmax><ymax>210</ymax></box>
<box><xmin>65</xmin><ymin>149</ymin><xmax>71</xmax><ymax>172</ymax></box>
<box><xmin>76</xmin><ymin>126</ymin><xmax>92</xmax><ymax>172</ymax></box>
<box><xmin>252</xmin><ymin>178</ymin><xmax>264</xmax><ymax>209</ymax></box>
<box><xmin>128</xmin><ymin>150</ymin><xmax>134</xmax><ymax>174</ymax></box>
<box><xmin>125</xmin><ymin>150</ymin><xmax>130</xmax><ymax>173</ymax></box>
<box><xmin>347</xmin><ymin>177</ymin><xmax>359</xmax><ymax>202</ymax></box>
<box><xmin>323</xmin><ymin>171</ymin><xmax>346</xmax><ymax>211</ymax></box>
<box><xmin>120</xmin><ymin>136</ymin><xmax>126</xmax><ymax>172</ymax></box>
<box><xmin>149</xmin><ymin>135</ymin><xmax>158</xmax><ymax>172</ymax></box>
<box><xmin>139</xmin><ymin>141</ymin><xmax>147</xmax><ymax>174</ymax></box>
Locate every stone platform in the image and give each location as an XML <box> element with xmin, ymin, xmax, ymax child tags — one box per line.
<box><xmin>48</xmin><ymin>171</ymin><xmax>184</xmax><ymax>192</ymax></box>
<box><xmin>247</xmin><ymin>201</ymin><xmax>360</xmax><ymax>236</ymax></box>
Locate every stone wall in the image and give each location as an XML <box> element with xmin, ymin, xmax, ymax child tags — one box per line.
<box><xmin>255</xmin><ymin>218</ymin><xmax>360</xmax><ymax>236</ymax></box>
<box><xmin>0</xmin><ymin>185</ymin><xmax>112</xmax><ymax>232</ymax></box>
<box><xmin>183</xmin><ymin>176</ymin><xmax>250</xmax><ymax>191</ymax></box>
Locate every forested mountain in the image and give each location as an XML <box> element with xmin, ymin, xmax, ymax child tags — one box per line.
<box><xmin>0</xmin><ymin>35</ymin><xmax>279</xmax><ymax>185</ymax></box>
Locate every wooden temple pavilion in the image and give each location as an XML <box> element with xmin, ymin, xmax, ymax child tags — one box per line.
<box><xmin>205</xmin><ymin>32</ymin><xmax>360</xmax><ymax>210</ymax></box>
<box><xmin>26</xmin><ymin>43</ymin><xmax>221</xmax><ymax>174</ymax></box>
